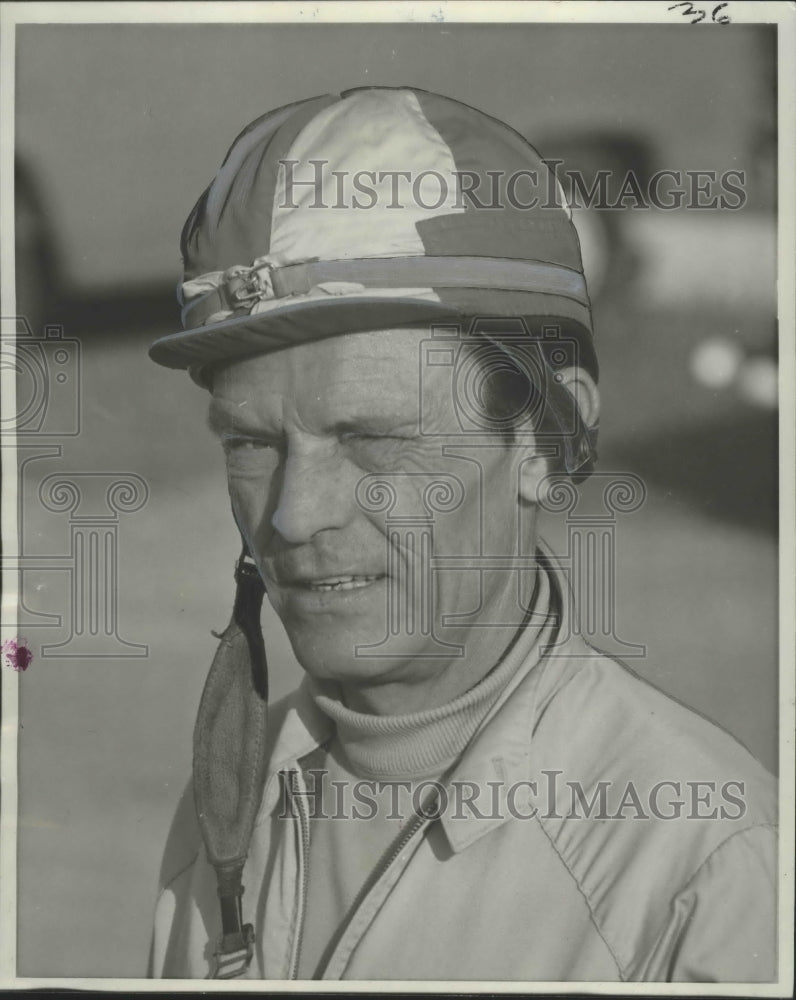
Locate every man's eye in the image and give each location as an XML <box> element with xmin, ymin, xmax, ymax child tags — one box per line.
<box><xmin>222</xmin><ymin>435</ymin><xmax>278</xmax><ymax>454</ymax></box>
<box><xmin>340</xmin><ymin>431</ymin><xmax>377</xmax><ymax>444</ymax></box>
<box><xmin>340</xmin><ymin>430</ymin><xmax>411</xmax><ymax>444</ymax></box>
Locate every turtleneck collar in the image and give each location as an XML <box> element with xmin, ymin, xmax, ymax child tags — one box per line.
<box><xmin>308</xmin><ymin>562</ymin><xmax>552</xmax><ymax>779</ymax></box>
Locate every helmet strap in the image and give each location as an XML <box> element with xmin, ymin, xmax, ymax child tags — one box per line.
<box><xmin>192</xmin><ymin>540</ymin><xmax>269</xmax><ymax>978</ymax></box>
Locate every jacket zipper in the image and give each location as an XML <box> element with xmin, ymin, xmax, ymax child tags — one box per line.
<box><xmin>353</xmin><ymin>795</ymin><xmax>436</xmax><ymax>901</ymax></box>
<box><xmin>313</xmin><ymin>786</ymin><xmax>440</xmax><ymax>979</ymax></box>
<box><xmin>287</xmin><ymin>769</ymin><xmax>311</xmax><ymax>979</ymax></box>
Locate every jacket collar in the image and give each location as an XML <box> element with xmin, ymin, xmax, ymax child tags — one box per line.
<box><xmin>256</xmin><ymin>541</ymin><xmax>584</xmax><ymax>852</ymax></box>
<box><xmin>437</xmin><ymin>547</ymin><xmax>568</xmax><ymax>852</ymax></box>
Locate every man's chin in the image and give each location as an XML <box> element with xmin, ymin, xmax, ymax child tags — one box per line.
<box><xmin>270</xmin><ymin>580</ymin><xmax>461</xmax><ymax>691</ymax></box>
<box><xmin>286</xmin><ymin>627</ymin><xmax>437</xmax><ymax>691</ymax></box>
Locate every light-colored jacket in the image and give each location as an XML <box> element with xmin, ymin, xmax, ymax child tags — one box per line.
<box><xmin>149</xmin><ymin>560</ymin><xmax>777</xmax><ymax>983</ymax></box>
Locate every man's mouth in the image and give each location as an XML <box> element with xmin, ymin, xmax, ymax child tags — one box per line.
<box><xmin>301</xmin><ymin>574</ymin><xmax>383</xmax><ymax>593</ymax></box>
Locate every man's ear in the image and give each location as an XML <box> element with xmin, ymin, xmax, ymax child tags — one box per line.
<box><xmin>517</xmin><ymin>367</ymin><xmax>600</xmax><ymax>505</ymax></box>
<box><xmin>517</xmin><ymin>451</ymin><xmax>550</xmax><ymax>506</ymax></box>
<box><xmin>557</xmin><ymin>366</ymin><xmax>600</xmax><ymax>429</ymax></box>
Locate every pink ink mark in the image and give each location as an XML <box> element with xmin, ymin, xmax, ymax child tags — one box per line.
<box><xmin>2</xmin><ymin>637</ymin><xmax>33</xmax><ymax>672</ymax></box>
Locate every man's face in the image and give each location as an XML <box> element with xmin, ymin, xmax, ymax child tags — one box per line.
<box><xmin>209</xmin><ymin>328</ymin><xmax>544</xmax><ymax>696</ymax></box>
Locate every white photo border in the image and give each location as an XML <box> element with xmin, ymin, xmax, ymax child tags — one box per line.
<box><xmin>1</xmin><ymin>2</ymin><xmax>793</xmax><ymax>995</ymax></box>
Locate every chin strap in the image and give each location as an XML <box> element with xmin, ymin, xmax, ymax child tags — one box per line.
<box><xmin>192</xmin><ymin>545</ymin><xmax>269</xmax><ymax>979</ymax></box>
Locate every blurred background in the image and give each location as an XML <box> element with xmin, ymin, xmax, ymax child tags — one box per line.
<box><xmin>10</xmin><ymin>22</ymin><xmax>778</xmax><ymax>978</ymax></box>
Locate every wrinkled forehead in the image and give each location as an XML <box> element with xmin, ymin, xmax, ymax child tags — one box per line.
<box><xmin>208</xmin><ymin>326</ymin><xmax>451</xmax><ymax>418</ymax></box>
<box><xmin>212</xmin><ymin>326</ymin><xmax>432</xmax><ymax>383</ymax></box>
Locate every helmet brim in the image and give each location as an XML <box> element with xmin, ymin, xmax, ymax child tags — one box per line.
<box><xmin>149</xmin><ymin>286</ymin><xmax>594</xmax><ymax>388</ymax></box>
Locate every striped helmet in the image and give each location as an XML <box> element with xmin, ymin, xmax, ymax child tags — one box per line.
<box><xmin>148</xmin><ymin>86</ymin><xmax>596</xmax><ymax>388</ymax></box>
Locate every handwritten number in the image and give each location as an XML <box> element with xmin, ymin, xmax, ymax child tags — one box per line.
<box><xmin>668</xmin><ymin>1</ymin><xmax>731</xmax><ymax>24</ymax></box>
<box><xmin>668</xmin><ymin>2</ymin><xmax>706</xmax><ymax>23</ymax></box>
<box><xmin>711</xmin><ymin>3</ymin><xmax>730</xmax><ymax>23</ymax></box>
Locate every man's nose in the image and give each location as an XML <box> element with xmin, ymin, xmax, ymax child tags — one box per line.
<box><xmin>270</xmin><ymin>443</ymin><xmax>354</xmax><ymax>544</ymax></box>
